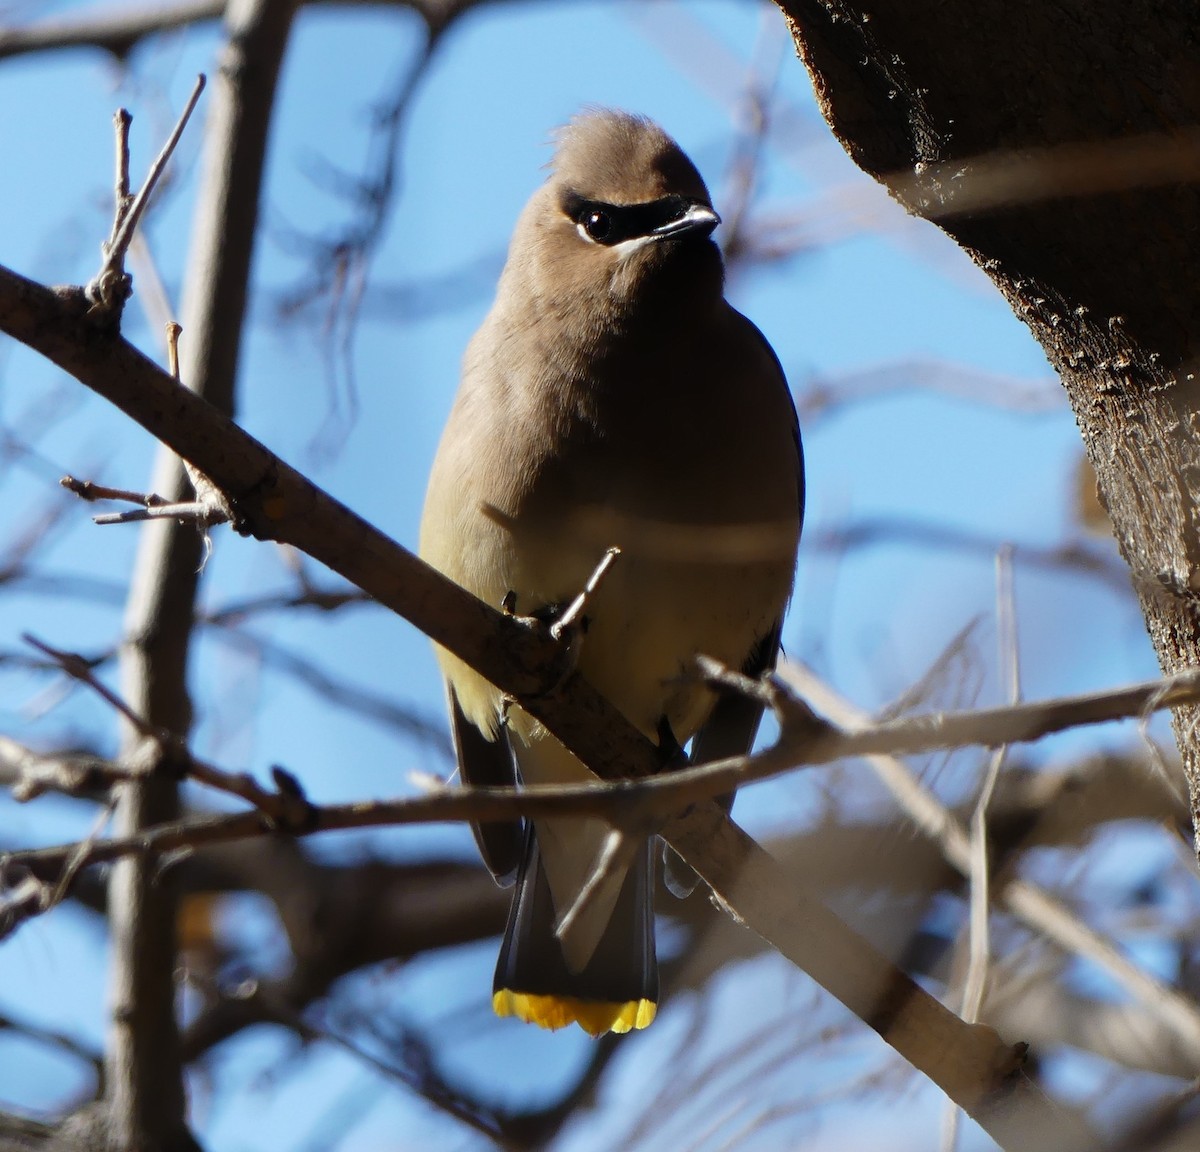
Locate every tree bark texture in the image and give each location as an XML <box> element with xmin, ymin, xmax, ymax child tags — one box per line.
<box><xmin>778</xmin><ymin>1</ymin><xmax>1200</xmax><ymax>840</ymax></box>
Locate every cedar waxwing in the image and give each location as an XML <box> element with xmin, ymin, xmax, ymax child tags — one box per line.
<box><xmin>420</xmin><ymin>110</ymin><xmax>804</xmax><ymax>1036</ymax></box>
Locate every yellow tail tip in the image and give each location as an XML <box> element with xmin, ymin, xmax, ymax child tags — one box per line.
<box><xmin>492</xmin><ymin>990</ymin><xmax>657</xmax><ymax>1036</ymax></box>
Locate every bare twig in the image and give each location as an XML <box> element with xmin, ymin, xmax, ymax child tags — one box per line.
<box><xmin>966</xmin><ymin>551</ymin><xmax>1021</xmax><ymax>1021</ymax></box>
<box><xmin>550</xmin><ymin>546</ymin><xmax>621</xmax><ymax>641</ymax></box>
<box><xmin>0</xmin><ymin>0</ymin><xmax>224</xmax><ymax>61</ymax></box>
<box><xmin>183</xmin><ymin>974</ymin><xmax>510</xmax><ymax>1148</ymax></box>
<box><xmin>104</xmin><ymin>109</ymin><xmax>133</xmax><ymax>256</ymax></box>
<box><xmin>8</xmin><ymin>663</ymin><xmax>1200</xmax><ymax>886</ymax></box>
<box><xmin>60</xmin><ymin>327</ymin><xmax>217</xmax><ymax>525</ymax></box>
<box><xmin>47</xmin><ymin>795</ymin><xmax>118</xmax><ymax>913</ymax></box>
<box><xmin>0</xmin><ymin>1</ymin><xmax>481</xmax><ymax>63</ymax></box>
<box><xmin>61</xmin><ymin>474</ymin><xmax>169</xmax><ymax>509</ymax></box>
<box><xmin>166</xmin><ymin>321</ymin><xmax>182</xmax><ymax>377</ymax></box>
<box><xmin>201</xmin><ymin>583</ymin><xmax>371</xmax><ymax>625</ymax></box>
<box><xmin>888</xmin><ymin>128</ymin><xmax>1200</xmax><ymax>220</ymax></box>
<box><xmin>806</xmin><ymin>517</ymin><xmax>1130</xmax><ymax>596</ymax></box>
<box><xmin>718</xmin><ymin>11</ymin><xmax>784</xmax><ymax>268</ymax></box>
<box><xmin>23</xmin><ymin>633</ymin><xmax>314</xmax><ymax>828</ymax></box>
<box><xmin>274</xmin><ymin>20</ymin><xmax>451</xmax><ymax>455</ymax></box>
<box><xmin>795</xmin><ymin>359</ymin><xmax>1063</xmax><ymax>425</ymax></box>
<box><xmin>87</xmin><ymin>76</ymin><xmax>206</xmax><ymax>313</ymax></box>
<box><xmin>946</xmin><ymin>548</ymin><xmax>1020</xmax><ymax>1152</ymax></box>
<box><xmin>66</xmin><ymin>331</ymin><xmax>230</xmax><ymax>529</ymax></box>
<box><xmin>791</xmin><ymin>666</ymin><xmax>1200</xmax><ymax>1070</ymax></box>
<box><xmin>0</xmin><ymin>1009</ymin><xmax>103</xmax><ymax>1090</ymax></box>
<box><xmin>0</xmin><ymin>871</ymin><xmax>50</xmax><ymax>938</ymax></box>
<box><xmin>0</xmin><ymin>737</ymin><xmax>126</xmax><ymax>802</ymax></box>
<box><xmin>92</xmin><ymin>500</ymin><xmax>216</xmax><ymax>526</ymax></box>
<box><xmin>555</xmin><ymin>826</ymin><xmax>640</xmax><ymax>949</ymax></box>
<box><xmin>205</xmin><ymin>624</ymin><xmax>451</xmax><ymax>752</ymax></box>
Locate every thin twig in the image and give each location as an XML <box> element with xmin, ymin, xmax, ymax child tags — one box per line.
<box><xmin>105</xmin><ymin>109</ymin><xmax>133</xmax><ymax>255</ymax></box>
<box><xmin>0</xmin><ymin>1009</ymin><xmax>103</xmax><ymax>1085</ymax></box>
<box><xmin>965</xmin><ymin>550</ymin><xmax>1021</xmax><ymax>1020</ymax></box>
<box><xmin>22</xmin><ymin>633</ymin><xmax>313</xmax><ymax>828</ymax></box>
<box><xmin>93</xmin><ymin>500</ymin><xmax>215</xmax><ymax>526</ymax></box>
<box><xmin>945</xmin><ymin>548</ymin><xmax>1019</xmax><ymax>1152</ymax></box>
<box><xmin>550</xmin><ymin>546</ymin><xmax>621</xmax><ymax>640</ymax></box>
<box><xmin>555</xmin><ymin>826</ymin><xmax>640</xmax><ymax>948</ymax></box>
<box><xmin>8</xmin><ymin>664</ymin><xmax>1200</xmax><ymax>893</ymax></box>
<box><xmin>0</xmin><ymin>1</ymin><xmax>224</xmax><ymax>61</ymax></box>
<box><xmin>61</xmin><ymin>474</ymin><xmax>169</xmax><ymax>509</ymax></box>
<box><xmin>806</xmin><ymin>517</ymin><xmax>1131</xmax><ymax>596</ymax></box>
<box><xmin>88</xmin><ymin>75</ymin><xmax>207</xmax><ymax>312</ymax></box>
<box><xmin>48</xmin><ymin>794</ymin><xmax>118</xmax><ymax>910</ymax></box>
<box><xmin>791</xmin><ymin>665</ymin><xmax>1200</xmax><ymax>1068</ymax></box>
<box><xmin>0</xmin><ymin>737</ymin><xmax>128</xmax><ymax>802</ymax></box>
<box><xmin>62</xmin><ymin>320</ymin><xmax>230</xmax><ymax>529</ymax></box>
<box><xmin>166</xmin><ymin>321</ymin><xmax>182</xmax><ymax>379</ymax></box>
<box><xmin>0</xmin><ymin>871</ymin><xmax>50</xmax><ymax>937</ymax></box>
<box><xmin>888</xmin><ymin>128</ymin><xmax>1200</xmax><ymax>220</ymax></box>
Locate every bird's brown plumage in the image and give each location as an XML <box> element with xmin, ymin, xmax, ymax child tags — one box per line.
<box><xmin>420</xmin><ymin>109</ymin><xmax>803</xmax><ymax>1034</ymax></box>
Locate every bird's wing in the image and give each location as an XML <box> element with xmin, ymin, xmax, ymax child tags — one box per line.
<box><xmin>665</xmin><ymin>314</ymin><xmax>805</xmax><ymax>897</ymax></box>
<box><xmin>450</xmin><ymin>686</ymin><xmax>523</xmax><ymax>886</ymax></box>
<box><xmin>689</xmin><ymin>622</ymin><xmax>782</xmax><ymax>766</ymax></box>
<box><xmin>737</xmin><ymin>308</ymin><xmax>806</xmax><ymax>535</ymax></box>
<box><xmin>691</xmin><ymin>310</ymin><xmax>805</xmax><ymax>766</ymax></box>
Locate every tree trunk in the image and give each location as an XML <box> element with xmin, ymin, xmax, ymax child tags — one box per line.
<box><xmin>779</xmin><ymin>0</ymin><xmax>1200</xmax><ymax>840</ymax></box>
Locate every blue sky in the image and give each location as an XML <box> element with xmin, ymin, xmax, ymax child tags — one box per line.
<box><xmin>0</xmin><ymin>1</ymin><xmax>1168</xmax><ymax>1149</ymax></box>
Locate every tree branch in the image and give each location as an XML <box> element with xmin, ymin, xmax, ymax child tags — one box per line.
<box><xmin>0</xmin><ymin>1</ymin><xmax>224</xmax><ymax>61</ymax></box>
<box><xmin>792</xmin><ymin>665</ymin><xmax>1200</xmax><ymax>1073</ymax></box>
<box><xmin>71</xmin><ymin>1</ymin><xmax>299</xmax><ymax>1148</ymax></box>
<box><xmin>0</xmin><ymin>162</ymin><xmax>1113</xmax><ymax>1152</ymax></box>
<box><xmin>9</xmin><ymin>661</ymin><xmax>1200</xmax><ymax>880</ymax></box>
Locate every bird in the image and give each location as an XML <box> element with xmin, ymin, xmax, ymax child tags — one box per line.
<box><xmin>419</xmin><ymin>109</ymin><xmax>804</xmax><ymax>1037</ymax></box>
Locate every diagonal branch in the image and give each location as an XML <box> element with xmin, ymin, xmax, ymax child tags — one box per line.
<box><xmin>791</xmin><ymin>665</ymin><xmax>1200</xmax><ymax>1070</ymax></box>
<box><xmin>0</xmin><ymin>260</ymin><xmax>1095</xmax><ymax>1149</ymax></box>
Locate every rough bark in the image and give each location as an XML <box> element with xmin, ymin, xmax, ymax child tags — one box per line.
<box><xmin>778</xmin><ymin>0</ymin><xmax>1200</xmax><ymax>841</ymax></box>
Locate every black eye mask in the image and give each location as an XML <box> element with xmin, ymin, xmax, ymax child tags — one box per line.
<box><xmin>560</xmin><ymin>192</ymin><xmax>698</xmax><ymax>246</ymax></box>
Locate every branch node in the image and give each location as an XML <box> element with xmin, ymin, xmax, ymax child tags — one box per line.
<box><xmin>270</xmin><ymin>765</ymin><xmax>319</xmax><ymax>833</ymax></box>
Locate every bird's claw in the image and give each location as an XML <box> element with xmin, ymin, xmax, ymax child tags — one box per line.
<box><xmin>502</xmin><ymin>547</ymin><xmax>621</xmax><ymax>698</ymax></box>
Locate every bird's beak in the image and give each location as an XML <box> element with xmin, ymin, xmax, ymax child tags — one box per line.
<box><xmin>651</xmin><ymin>202</ymin><xmax>720</xmax><ymax>241</ymax></box>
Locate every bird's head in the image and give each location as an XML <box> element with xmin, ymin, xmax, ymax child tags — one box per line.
<box><xmin>512</xmin><ymin>109</ymin><xmax>725</xmax><ymax>328</ymax></box>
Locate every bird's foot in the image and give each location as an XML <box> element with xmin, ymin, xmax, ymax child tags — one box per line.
<box><xmin>501</xmin><ymin>547</ymin><xmax>622</xmax><ymax>697</ymax></box>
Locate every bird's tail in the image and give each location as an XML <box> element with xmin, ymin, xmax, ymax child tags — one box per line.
<box><xmin>492</xmin><ymin>828</ymin><xmax>658</xmax><ymax>1036</ymax></box>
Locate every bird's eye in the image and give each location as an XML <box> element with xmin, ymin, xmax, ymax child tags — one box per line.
<box><xmin>583</xmin><ymin>210</ymin><xmax>612</xmax><ymax>242</ymax></box>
